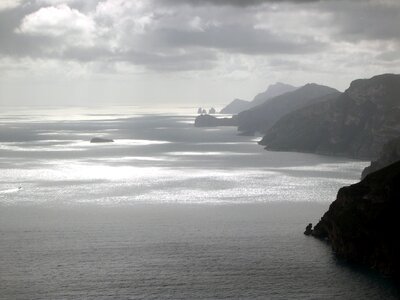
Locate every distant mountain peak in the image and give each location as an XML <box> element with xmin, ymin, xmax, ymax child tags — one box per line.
<box><xmin>267</xmin><ymin>82</ymin><xmax>296</xmax><ymax>90</ymax></box>
<box><xmin>220</xmin><ymin>98</ymin><xmax>250</xmax><ymax>114</ymax></box>
<box><xmin>219</xmin><ymin>83</ymin><xmax>297</xmax><ymax>115</ymax></box>
<box><xmin>260</xmin><ymin>82</ymin><xmax>297</xmax><ymax>96</ymax></box>
<box><xmin>299</xmin><ymin>83</ymin><xmax>338</xmax><ymax>92</ymax></box>
<box><xmin>250</xmin><ymin>82</ymin><xmax>297</xmax><ymax>108</ymax></box>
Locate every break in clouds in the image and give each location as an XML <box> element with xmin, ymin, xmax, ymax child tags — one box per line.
<box><xmin>0</xmin><ymin>0</ymin><xmax>400</xmax><ymax>105</ymax></box>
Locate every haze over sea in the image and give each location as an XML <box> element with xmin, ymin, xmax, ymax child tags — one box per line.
<box><xmin>0</xmin><ymin>106</ymin><xmax>399</xmax><ymax>299</ymax></box>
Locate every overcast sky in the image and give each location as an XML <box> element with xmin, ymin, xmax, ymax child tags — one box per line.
<box><xmin>0</xmin><ymin>0</ymin><xmax>399</xmax><ymax>107</ymax></box>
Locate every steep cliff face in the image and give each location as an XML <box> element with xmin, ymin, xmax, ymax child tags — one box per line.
<box><xmin>237</xmin><ymin>84</ymin><xmax>339</xmax><ymax>135</ymax></box>
<box><xmin>260</xmin><ymin>74</ymin><xmax>400</xmax><ymax>159</ymax></box>
<box><xmin>310</xmin><ymin>160</ymin><xmax>400</xmax><ymax>278</ymax></box>
<box><xmin>362</xmin><ymin>137</ymin><xmax>400</xmax><ymax>179</ymax></box>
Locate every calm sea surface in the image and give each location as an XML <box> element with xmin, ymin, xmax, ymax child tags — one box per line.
<box><xmin>0</xmin><ymin>106</ymin><xmax>398</xmax><ymax>299</ymax></box>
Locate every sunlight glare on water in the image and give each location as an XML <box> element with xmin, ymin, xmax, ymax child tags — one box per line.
<box><xmin>1</xmin><ymin>107</ymin><xmax>399</xmax><ymax>300</ymax></box>
<box><xmin>0</xmin><ymin>106</ymin><xmax>368</xmax><ymax>206</ymax></box>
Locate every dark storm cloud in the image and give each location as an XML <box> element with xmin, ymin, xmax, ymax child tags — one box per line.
<box><xmin>162</xmin><ymin>0</ymin><xmax>319</xmax><ymax>6</ymax></box>
<box><xmin>154</xmin><ymin>25</ymin><xmax>325</xmax><ymax>55</ymax></box>
<box><xmin>0</xmin><ymin>0</ymin><xmax>399</xmax><ymax>73</ymax></box>
<box><xmin>0</xmin><ymin>0</ymin><xmax>327</xmax><ymax>72</ymax></box>
<box><xmin>325</xmin><ymin>1</ymin><xmax>400</xmax><ymax>42</ymax></box>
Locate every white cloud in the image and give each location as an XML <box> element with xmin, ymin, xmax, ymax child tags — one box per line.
<box><xmin>18</xmin><ymin>4</ymin><xmax>96</xmax><ymax>46</ymax></box>
<box><xmin>0</xmin><ymin>0</ymin><xmax>22</xmax><ymax>11</ymax></box>
<box><xmin>35</xmin><ymin>0</ymin><xmax>78</xmax><ymax>4</ymax></box>
<box><xmin>94</xmin><ymin>0</ymin><xmax>154</xmax><ymax>36</ymax></box>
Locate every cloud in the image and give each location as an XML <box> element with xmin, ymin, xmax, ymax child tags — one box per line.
<box><xmin>1</xmin><ymin>0</ymin><xmax>400</xmax><ymax>106</ymax></box>
<box><xmin>0</xmin><ymin>0</ymin><xmax>399</xmax><ymax>77</ymax></box>
<box><xmin>123</xmin><ymin>49</ymin><xmax>217</xmax><ymax>71</ymax></box>
<box><xmin>18</xmin><ymin>5</ymin><xmax>95</xmax><ymax>40</ymax></box>
<box><xmin>376</xmin><ymin>50</ymin><xmax>400</xmax><ymax>62</ymax></box>
<box><xmin>325</xmin><ymin>1</ymin><xmax>400</xmax><ymax>42</ymax></box>
<box><xmin>3</xmin><ymin>0</ymin><xmax>326</xmax><ymax>72</ymax></box>
<box><xmin>153</xmin><ymin>25</ymin><xmax>325</xmax><ymax>55</ymax></box>
<box><xmin>162</xmin><ymin>0</ymin><xmax>319</xmax><ymax>7</ymax></box>
<box><xmin>0</xmin><ymin>0</ymin><xmax>23</xmax><ymax>11</ymax></box>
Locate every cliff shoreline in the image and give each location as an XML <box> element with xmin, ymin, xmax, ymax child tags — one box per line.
<box><xmin>306</xmin><ymin>161</ymin><xmax>400</xmax><ymax>280</ymax></box>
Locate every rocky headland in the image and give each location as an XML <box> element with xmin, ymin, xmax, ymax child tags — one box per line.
<box><xmin>307</xmin><ymin>160</ymin><xmax>400</xmax><ymax>279</ymax></box>
<box><xmin>260</xmin><ymin>74</ymin><xmax>400</xmax><ymax>159</ymax></box>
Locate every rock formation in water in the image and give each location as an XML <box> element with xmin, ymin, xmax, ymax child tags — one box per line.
<box><xmin>209</xmin><ymin>107</ymin><xmax>216</xmax><ymax>114</ymax></box>
<box><xmin>237</xmin><ymin>83</ymin><xmax>339</xmax><ymax>135</ymax></box>
<box><xmin>309</xmin><ymin>160</ymin><xmax>400</xmax><ymax>279</ymax></box>
<box><xmin>362</xmin><ymin>137</ymin><xmax>400</xmax><ymax>179</ymax></box>
<box><xmin>194</xmin><ymin>114</ymin><xmax>238</xmax><ymax>127</ymax></box>
<box><xmin>90</xmin><ymin>137</ymin><xmax>114</xmax><ymax>143</ymax></box>
<box><xmin>259</xmin><ymin>74</ymin><xmax>400</xmax><ymax>159</ymax></box>
<box><xmin>219</xmin><ymin>83</ymin><xmax>297</xmax><ymax>115</ymax></box>
<box><xmin>197</xmin><ymin>107</ymin><xmax>203</xmax><ymax>114</ymax></box>
<box><xmin>304</xmin><ymin>223</ymin><xmax>313</xmax><ymax>235</ymax></box>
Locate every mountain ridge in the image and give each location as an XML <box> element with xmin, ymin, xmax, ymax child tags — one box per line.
<box><xmin>219</xmin><ymin>82</ymin><xmax>297</xmax><ymax>115</ymax></box>
<box><xmin>259</xmin><ymin>73</ymin><xmax>400</xmax><ymax>159</ymax></box>
<box><xmin>237</xmin><ymin>83</ymin><xmax>340</xmax><ymax>135</ymax></box>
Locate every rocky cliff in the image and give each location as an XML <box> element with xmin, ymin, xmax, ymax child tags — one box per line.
<box><xmin>260</xmin><ymin>74</ymin><xmax>400</xmax><ymax>159</ymax></box>
<box><xmin>309</xmin><ymin>160</ymin><xmax>400</xmax><ymax>279</ymax></box>
<box><xmin>238</xmin><ymin>83</ymin><xmax>339</xmax><ymax>135</ymax></box>
<box><xmin>362</xmin><ymin>137</ymin><xmax>400</xmax><ymax>179</ymax></box>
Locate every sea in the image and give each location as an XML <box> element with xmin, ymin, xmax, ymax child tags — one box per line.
<box><xmin>0</xmin><ymin>106</ymin><xmax>399</xmax><ymax>299</ymax></box>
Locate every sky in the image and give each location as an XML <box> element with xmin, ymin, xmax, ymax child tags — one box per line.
<box><xmin>0</xmin><ymin>0</ymin><xmax>399</xmax><ymax>107</ymax></box>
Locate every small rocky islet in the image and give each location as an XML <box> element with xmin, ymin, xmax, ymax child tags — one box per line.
<box><xmin>90</xmin><ymin>137</ymin><xmax>114</xmax><ymax>143</ymax></box>
<box><xmin>194</xmin><ymin>114</ymin><xmax>238</xmax><ymax>127</ymax></box>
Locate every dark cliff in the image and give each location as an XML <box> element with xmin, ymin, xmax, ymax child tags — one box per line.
<box><xmin>311</xmin><ymin>160</ymin><xmax>400</xmax><ymax>278</ymax></box>
<box><xmin>260</xmin><ymin>74</ymin><xmax>400</xmax><ymax>159</ymax></box>
<box><xmin>362</xmin><ymin>137</ymin><xmax>400</xmax><ymax>179</ymax></box>
<box><xmin>237</xmin><ymin>83</ymin><xmax>339</xmax><ymax>135</ymax></box>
